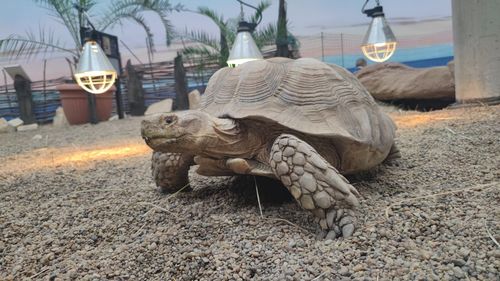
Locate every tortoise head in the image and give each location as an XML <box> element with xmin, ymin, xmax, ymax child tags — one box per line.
<box><xmin>141</xmin><ymin>111</ymin><xmax>210</xmax><ymax>153</ymax></box>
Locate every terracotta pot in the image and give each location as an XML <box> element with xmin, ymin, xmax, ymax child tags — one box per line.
<box><xmin>57</xmin><ymin>83</ymin><xmax>116</xmax><ymax>125</ymax></box>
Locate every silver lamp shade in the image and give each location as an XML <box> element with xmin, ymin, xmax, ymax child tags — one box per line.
<box><xmin>74</xmin><ymin>41</ymin><xmax>117</xmax><ymax>94</ymax></box>
<box><xmin>227</xmin><ymin>30</ymin><xmax>263</xmax><ymax>67</ymax></box>
<box><xmin>361</xmin><ymin>15</ymin><xmax>397</xmax><ymax>62</ymax></box>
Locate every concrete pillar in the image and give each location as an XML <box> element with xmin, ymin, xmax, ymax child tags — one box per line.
<box><xmin>452</xmin><ymin>0</ymin><xmax>500</xmax><ymax>103</ymax></box>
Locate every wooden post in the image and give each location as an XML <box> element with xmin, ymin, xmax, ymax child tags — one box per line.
<box><xmin>276</xmin><ymin>0</ymin><xmax>290</xmax><ymax>58</ymax></box>
<box><xmin>219</xmin><ymin>30</ymin><xmax>229</xmax><ymax>68</ymax></box>
<box><xmin>125</xmin><ymin>60</ymin><xmax>146</xmax><ymax>116</ymax></box>
<box><xmin>13</xmin><ymin>74</ymin><xmax>36</xmax><ymax>124</ymax></box>
<box><xmin>321</xmin><ymin>32</ymin><xmax>325</xmax><ymax>62</ymax></box>
<box><xmin>340</xmin><ymin>33</ymin><xmax>345</xmax><ymax>67</ymax></box>
<box><xmin>174</xmin><ymin>53</ymin><xmax>189</xmax><ymax>110</ymax></box>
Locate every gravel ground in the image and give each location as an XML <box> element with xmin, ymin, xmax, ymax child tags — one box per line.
<box><xmin>1</xmin><ymin>105</ymin><xmax>499</xmax><ymax>280</ymax></box>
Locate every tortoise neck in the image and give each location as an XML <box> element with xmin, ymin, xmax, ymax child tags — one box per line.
<box><xmin>199</xmin><ymin>116</ymin><xmax>264</xmax><ymax>159</ymax></box>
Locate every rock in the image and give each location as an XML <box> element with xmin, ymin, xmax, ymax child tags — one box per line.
<box><xmin>450</xmin><ymin>259</ymin><xmax>466</xmax><ymax>267</ymax></box>
<box><xmin>7</xmin><ymin>118</ymin><xmax>23</xmax><ymax>128</ymax></box>
<box><xmin>338</xmin><ymin>266</ymin><xmax>350</xmax><ymax>276</ymax></box>
<box><xmin>0</xmin><ymin>118</ymin><xmax>15</xmax><ymax>133</ymax></box>
<box><xmin>452</xmin><ymin>267</ymin><xmax>465</xmax><ymax>278</ymax></box>
<box><xmin>352</xmin><ymin>264</ymin><xmax>365</xmax><ymax>272</ymax></box>
<box><xmin>341</xmin><ymin>224</ymin><xmax>355</xmax><ymax>237</ymax></box>
<box><xmin>355</xmin><ymin>62</ymin><xmax>455</xmax><ymax>101</ymax></box>
<box><xmin>418</xmin><ymin>249</ymin><xmax>433</xmax><ymax>260</ymax></box>
<box><xmin>32</xmin><ymin>134</ymin><xmax>43</xmax><ymax>140</ymax></box>
<box><xmin>188</xmin><ymin>90</ymin><xmax>201</xmax><ymax>109</ymax></box>
<box><xmin>52</xmin><ymin>107</ymin><xmax>69</xmax><ymax>127</ymax></box>
<box><xmin>17</xmin><ymin>123</ymin><xmax>38</xmax><ymax>132</ymax></box>
<box><xmin>145</xmin><ymin>99</ymin><xmax>173</xmax><ymax>116</ymax></box>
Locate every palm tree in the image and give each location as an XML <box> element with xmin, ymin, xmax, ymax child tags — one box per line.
<box><xmin>0</xmin><ymin>0</ymin><xmax>182</xmax><ymax>64</ymax></box>
<box><xmin>182</xmin><ymin>1</ymin><xmax>281</xmax><ymax>68</ymax></box>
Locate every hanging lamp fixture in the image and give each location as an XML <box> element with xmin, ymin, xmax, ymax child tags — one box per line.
<box><xmin>74</xmin><ymin>8</ymin><xmax>117</xmax><ymax>94</ymax></box>
<box><xmin>227</xmin><ymin>0</ymin><xmax>264</xmax><ymax>67</ymax></box>
<box><xmin>361</xmin><ymin>0</ymin><xmax>397</xmax><ymax>62</ymax></box>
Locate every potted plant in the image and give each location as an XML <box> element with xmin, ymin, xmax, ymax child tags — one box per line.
<box><xmin>57</xmin><ymin>83</ymin><xmax>115</xmax><ymax>125</ymax></box>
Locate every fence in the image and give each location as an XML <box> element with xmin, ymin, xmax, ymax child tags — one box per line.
<box><xmin>298</xmin><ymin>31</ymin><xmax>454</xmax><ymax>70</ymax></box>
<box><xmin>0</xmin><ymin>54</ymin><xmax>220</xmax><ymax>123</ymax></box>
<box><xmin>120</xmin><ymin>55</ymin><xmax>220</xmax><ymax>111</ymax></box>
<box><xmin>0</xmin><ymin>75</ymin><xmax>67</xmax><ymax>123</ymax></box>
<box><xmin>0</xmin><ymin>31</ymin><xmax>454</xmax><ymax>123</ymax></box>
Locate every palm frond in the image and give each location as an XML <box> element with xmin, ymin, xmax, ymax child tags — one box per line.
<box><xmin>126</xmin><ymin>14</ymin><xmax>156</xmax><ymax>53</ymax></box>
<box><xmin>182</xmin><ymin>45</ymin><xmax>217</xmax><ymax>58</ymax></box>
<box><xmin>99</xmin><ymin>0</ymin><xmax>180</xmax><ymax>46</ymax></box>
<box><xmin>197</xmin><ymin>7</ymin><xmax>229</xmax><ymax>35</ymax></box>
<box><xmin>33</xmin><ymin>0</ymin><xmax>83</xmax><ymax>48</ymax></box>
<box><xmin>254</xmin><ymin>23</ymin><xmax>276</xmax><ymax>48</ymax></box>
<box><xmin>0</xmin><ymin>27</ymin><xmax>77</xmax><ymax>61</ymax></box>
<box><xmin>183</xmin><ymin>30</ymin><xmax>220</xmax><ymax>52</ymax></box>
<box><xmin>249</xmin><ymin>0</ymin><xmax>271</xmax><ymax>25</ymax></box>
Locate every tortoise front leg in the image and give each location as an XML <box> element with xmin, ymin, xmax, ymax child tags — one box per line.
<box><xmin>270</xmin><ymin>134</ymin><xmax>360</xmax><ymax>239</ymax></box>
<box><xmin>151</xmin><ymin>152</ymin><xmax>194</xmax><ymax>193</ymax></box>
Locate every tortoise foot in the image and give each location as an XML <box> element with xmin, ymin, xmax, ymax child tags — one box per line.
<box><xmin>315</xmin><ymin>208</ymin><xmax>357</xmax><ymax>239</ymax></box>
<box><xmin>152</xmin><ymin>152</ymin><xmax>194</xmax><ymax>193</ymax></box>
<box><xmin>270</xmin><ymin>134</ymin><xmax>360</xmax><ymax>239</ymax></box>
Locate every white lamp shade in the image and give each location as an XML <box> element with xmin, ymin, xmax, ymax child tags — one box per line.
<box><xmin>227</xmin><ymin>31</ymin><xmax>263</xmax><ymax>67</ymax></box>
<box><xmin>75</xmin><ymin>41</ymin><xmax>117</xmax><ymax>94</ymax></box>
<box><xmin>361</xmin><ymin>16</ymin><xmax>397</xmax><ymax>62</ymax></box>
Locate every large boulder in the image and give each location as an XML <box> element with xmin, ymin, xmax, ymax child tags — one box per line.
<box><xmin>145</xmin><ymin>99</ymin><xmax>173</xmax><ymax>116</ymax></box>
<box><xmin>355</xmin><ymin>62</ymin><xmax>455</xmax><ymax>101</ymax></box>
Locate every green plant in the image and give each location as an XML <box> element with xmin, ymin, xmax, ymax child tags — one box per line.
<box><xmin>182</xmin><ymin>0</ymin><xmax>294</xmax><ymax>68</ymax></box>
<box><xmin>0</xmin><ymin>0</ymin><xmax>182</xmax><ymax>63</ymax></box>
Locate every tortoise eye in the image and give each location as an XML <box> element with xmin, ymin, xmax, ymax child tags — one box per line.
<box><xmin>164</xmin><ymin>116</ymin><xmax>175</xmax><ymax>124</ymax></box>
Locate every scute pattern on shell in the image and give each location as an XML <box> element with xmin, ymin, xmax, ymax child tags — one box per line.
<box><xmin>201</xmin><ymin>58</ymin><xmax>396</xmax><ymax>154</ymax></box>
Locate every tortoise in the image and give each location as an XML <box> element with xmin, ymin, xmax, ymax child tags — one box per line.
<box><xmin>141</xmin><ymin>58</ymin><xmax>399</xmax><ymax>239</ymax></box>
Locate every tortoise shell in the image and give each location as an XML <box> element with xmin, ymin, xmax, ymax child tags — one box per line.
<box><xmin>201</xmin><ymin>58</ymin><xmax>396</xmax><ymax>156</ymax></box>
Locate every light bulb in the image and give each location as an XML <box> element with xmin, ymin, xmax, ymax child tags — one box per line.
<box><xmin>361</xmin><ymin>3</ymin><xmax>397</xmax><ymax>63</ymax></box>
<box><xmin>75</xmin><ymin>41</ymin><xmax>117</xmax><ymax>94</ymax></box>
<box><xmin>361</xmin><ymin>41</ymin><xmax>397</xmax><ymax>62</ymax></box>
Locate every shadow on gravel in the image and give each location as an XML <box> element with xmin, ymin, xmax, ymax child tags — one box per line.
<box><xmin>229</xmin><ymin>176</ymin><xmax>294</xmax><ymax>204</ymax></box>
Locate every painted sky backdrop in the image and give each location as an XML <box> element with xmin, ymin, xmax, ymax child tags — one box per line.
<box><xmin>0</xmin><ymin>0</ymin><xmax>453</xmax><ymax>81</ymax></box>
<box><xmin>1</xmin><ymin>0</ymin><xmax>452</xmax><ymax>49</ymax></box>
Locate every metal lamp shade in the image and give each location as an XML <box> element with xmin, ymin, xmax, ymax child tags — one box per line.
<box><xmin>74</xmin><ymin>41</ymin><xmax>117</xmax><ymax>94</ymax></box>
<box><xmin>361</xmin><ymin>16</ymin><xmax>397</xmax><ymax>62</ymax></box>
<box><xmin>227</xmin><ymin>31</ymin><xmax>263</xmax><ymax>67</ymax></box>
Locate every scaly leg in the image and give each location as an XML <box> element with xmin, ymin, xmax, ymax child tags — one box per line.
<box><xmin>270</xmin><ymin>134</ymin><xmax>360</xmax><ymax>239</ymax></box>
<box><xmin>151</xmin><ymin>152</ymin><xmax>194</xmax><ymax>193</ymax></box>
